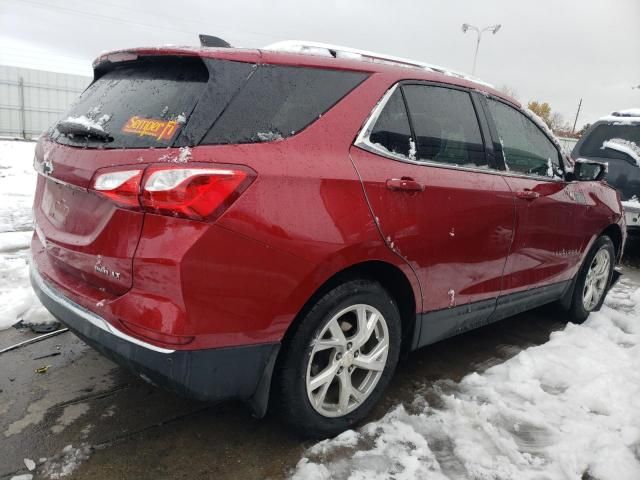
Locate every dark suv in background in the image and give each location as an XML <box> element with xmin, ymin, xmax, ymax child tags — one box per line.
<box><xmin>572</xmin><ymin>109</ymin><xmax>640</xmax><ymax>232</ymax></box>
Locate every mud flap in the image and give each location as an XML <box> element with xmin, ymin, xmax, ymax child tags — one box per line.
<box><xmin>247</xmin><ymin>344</ymin><xmax>281</xmax><ymax>418</ymax></box>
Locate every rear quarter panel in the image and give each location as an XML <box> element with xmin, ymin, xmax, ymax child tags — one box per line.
<box><xmin>164</xmin><ymin>72</ymin><xmax>421</xmax><ymax>348</ymax></box>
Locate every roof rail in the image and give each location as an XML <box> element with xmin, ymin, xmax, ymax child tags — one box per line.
<box><xmin>263</xmin><ymin>40</ymin><xmax>493</xmax><ymax>88</ymax></box>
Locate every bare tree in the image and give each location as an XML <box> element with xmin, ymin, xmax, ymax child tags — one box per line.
<box><xmin>499</xmin><ymin>84</ymin><xmax>519</xmax><ymax>100</ymax></box>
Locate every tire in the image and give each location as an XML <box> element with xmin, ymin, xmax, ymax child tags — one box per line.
<box><xmin>275</xmin><ymin>279</ymin><xmax>401</xmax><ymax>438</ymax></box>
<box><xmin>567</xmin><ymin>235</ymin><xmax>615</xmax><ymax>323</ymax></box>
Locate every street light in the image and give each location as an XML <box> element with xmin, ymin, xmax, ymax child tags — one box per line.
<box><xmin>461</xmin><ymin>23</ymin><xmax>501</xmax><ymax>75</ymax></box>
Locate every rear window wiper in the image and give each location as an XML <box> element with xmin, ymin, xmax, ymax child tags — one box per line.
<box><xmin>56</xmin><ymin>117</ymin><xmax>113</xmax><ymax>142</ymax></box>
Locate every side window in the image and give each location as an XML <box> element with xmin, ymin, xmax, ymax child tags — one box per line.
<box><xmin>402</xmin><ymin>85</ymin><xmax>487</xmax><ymax>168</ymax></box>
<box><xmin>202</xmin><ymin>65</ymin><xmax>367</xmax><ymax>144</ymax></box>
<box><xmin>487</xmin><ymin>99</ymin><xmax>562</xmax><ymax>178</ymax></box>
<box><xmin>368</xmin><ymin>89</ymin><xmax>413</xmax><ymax>158</ymax></box>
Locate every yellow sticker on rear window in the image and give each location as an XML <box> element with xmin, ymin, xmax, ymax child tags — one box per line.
<box><xmin>121</xmin><ymin>116</ymin><xmax>181</xmax><ymax>141</ymax></box>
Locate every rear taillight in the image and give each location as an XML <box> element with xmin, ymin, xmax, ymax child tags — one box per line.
<box><xmin>90</xmin><ymin>164</ymin><xmax>254</xmax><ymax>221</ymax></box>
<box><xmin>93</xmin><ymin>169</ymin><xmax>143</xmax><ymax>208</ymax></box>
<box><xmin>141</xmin><ymin>167</ymin><xmax>248</xmax><ymax>220</ymax></box>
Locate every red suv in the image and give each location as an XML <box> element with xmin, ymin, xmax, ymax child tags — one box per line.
<box><xmin>31</xmin><ymin>42</ymin><xmax>625</xmax><ymax>437</ymax></box>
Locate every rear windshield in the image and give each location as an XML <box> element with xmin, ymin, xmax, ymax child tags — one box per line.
<box><xmin>51</xmin><ymin>58</ymin><xmax>367</xmax><ymax>149</ymax></box>
<box><xmin>579</xmin><ymin>123</ymin><xmax>640</xmax><ymax>162</ymax></box>
<box><xmin>53</xmin><ymin>57</ymin><xmax>210</xmax><ymax>149</ymax></box>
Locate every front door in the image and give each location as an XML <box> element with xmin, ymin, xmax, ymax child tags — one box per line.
<box><xmin>483</xmin><ymin>98</ymin><xmax>587</xmax><ymax>294</ymax></box>
<box><xmin>351</xmin><ymin>83</ymin><xmax>515</xmax><ymax>342</ymax></box>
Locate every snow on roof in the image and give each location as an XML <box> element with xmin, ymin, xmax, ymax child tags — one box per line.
<box><xmin>264</xmin><ymin>40</ymin><xmax>494</xmax><ymax>88</ymax></box>
<box><xmin>612</xmin><ymin>108</ymin><xmax>640</xmax><ymax>117</ymax></box>
<box><xmin>622</xmin><ymin>195</ymin><xmax>640</xmax><ymax>212</ymax></box>
<box><xmin>598</xmin><ymin>108</ymin><xmax>640</xmax><ymax>124</ymax></box>
<box><xmin>602</xmin><ymin>138</ymin><xmax>640</xmax><ymax>167</ymax></box>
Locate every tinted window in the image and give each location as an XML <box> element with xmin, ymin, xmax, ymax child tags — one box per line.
<box><xmin>368</xmin><ymin>89</ymin><xmax>413</xmax><ymax>158</ymax></box>
<box><xmin>202</xmin><ymin>65</ymin><xmax>367</xmax><ymax>144</ymax></box>
<box><xmin>53</xmin><ymin>57</ymin><xmax>209</xmax><ymax>149</ymax></box>
<box><xmin>402</xmin><ymin>85</ymin><xmax>486</xmax><ymax>167</ymax></box>
<box><xmin>579</xmin><ymin>124</ymin><xmax>640</xmax><ymax>164</ymax></box>
<box><xmin>487</xmin><ymin>99</ymin><xmax>562</xmax><ymax>178</ymax></box>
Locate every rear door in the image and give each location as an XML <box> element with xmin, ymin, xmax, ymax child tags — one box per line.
<box><xmin>350</xmin><ymin>82</ymin><xmax>515</xmax><ymax>335</ymax></box>
<box><xmin>483</xmin><ymin>97</ymin><xmax>587</xmax><ymax>294</ymax></box>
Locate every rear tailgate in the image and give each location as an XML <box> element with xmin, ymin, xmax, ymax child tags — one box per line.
<box><xmin>33</xmin><ymin>56</ymin><xmax>218</xmax><ymax>296</ymax></box>
<box><xmin>34</xmin><ymin>142</ymin><xmax>184</xmax><ymax>296</ymax></box>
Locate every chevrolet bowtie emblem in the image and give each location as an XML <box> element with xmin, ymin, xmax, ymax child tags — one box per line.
<box><xmin>42</xmin><ymin>159</ymin><xmax>54</xmax><ymax>175</ymax></box>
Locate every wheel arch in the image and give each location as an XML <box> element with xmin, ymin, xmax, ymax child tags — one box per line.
<box><xmin>279</xmin><ymin>260</ymin><xmax>419</xmax><ymax>361</ymax></box>
<box><xmin>601</xmin><ymin>223</ymin><xmax>624</xmax><ymax>261</ymax></box>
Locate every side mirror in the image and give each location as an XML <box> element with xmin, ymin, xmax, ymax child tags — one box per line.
<box><xmin>568</xmin><ymin>159</ymin><xmax>607</xmax><ymax>182</ymax></box>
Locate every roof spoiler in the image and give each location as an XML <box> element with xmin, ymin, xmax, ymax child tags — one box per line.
<box><xmin>199</xmin><ymin>35</ymin><xmax>232</xmax><ymax>48</ymax></box>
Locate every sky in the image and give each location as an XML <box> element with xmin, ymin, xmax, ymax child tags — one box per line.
<box><xmin>1</xmin><ymin>0</ymin><xmax>639</xmax><ymax>127</ymax></box>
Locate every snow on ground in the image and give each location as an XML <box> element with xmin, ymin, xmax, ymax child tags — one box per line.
<box><xmin>0</xmin><ymin>140</ymin><xmax>54</xmax><ymax>330</ymax></box>
<box><xmin>40</xmin><ymin>444</ymin><xmax>91</xmax><ymax>479</ymax></box>
<box><xmin>0</xmin><ymin>140</ymin><xmax>37</xmax><ymax>233</ymax></box>
<box><xmin>292</xmin><ymin>279</ymin><xmax>640</xmax><ymax>480</ymax></box>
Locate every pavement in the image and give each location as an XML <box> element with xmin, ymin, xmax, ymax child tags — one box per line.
<box><xmin>2</xmin><ymin>236</ymin><xmax>639</xmax><ymax>480</ymax></box>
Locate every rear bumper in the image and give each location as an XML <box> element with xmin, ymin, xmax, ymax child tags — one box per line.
<box><xmin>30</xmin><ymin>264</ymin><xmax>279</xmax><ymax>415</ymax></box>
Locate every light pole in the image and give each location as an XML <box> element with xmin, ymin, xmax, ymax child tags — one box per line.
<box><xmin>461</xmin><ymin>23</ymin><xmax>501</xmax><ymax>75</ymax></box>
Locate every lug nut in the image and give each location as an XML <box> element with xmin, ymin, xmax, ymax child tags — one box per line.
<box><xmin>354</xmin><ymin>351</ymin><xmax>359</xmax><ymax>357</ymax></box>
<box><xmin>348</xmin><ymin>366</ymin><xmax>355</xmax><ymax>373</ymax></box>
<box><xmin>347</xmin><ymin>342</ymin><xmax>352</xmax><ymax>350</ymax></box>
<box><xmin>336</xmin><ymin>353</ymin><xmax>342</xmax><ymax>360</ymax></box>
<box><xmin>337</xmin><ymin>367</ymin><xmax>343</xmax><ymax>374</ymax></box>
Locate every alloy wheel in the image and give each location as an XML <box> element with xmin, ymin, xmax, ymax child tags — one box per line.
<box><xmin>305</xmin><ymin>304</ymin><xmax>389</xmax><ymax>417</ymax></box>
<box><xmin>582</xmin><ymin>248</ymin><xmax>611</xmax><ymax>311</ymax></box>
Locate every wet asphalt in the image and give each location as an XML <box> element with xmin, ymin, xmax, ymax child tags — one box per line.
<box><xmin>2</xmin><ymin>237</ymin><xmax>640</xmax><ymax>480</ymax></box>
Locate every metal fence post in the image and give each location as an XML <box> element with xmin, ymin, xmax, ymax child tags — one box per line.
<box><xmin>18</xmin><ymin>76</ymin><xmax>27</xmax><ymax>139</ymax></box>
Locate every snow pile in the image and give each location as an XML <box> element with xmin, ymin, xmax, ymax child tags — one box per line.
<box><xmin>602</xmin><ymin>138</ymin><xmax>640</xmax><ymax>167</ymax></box>
<box><xmin>0</xmin><ymin>140</ymin><xmax>55</xmax><ymax>330</ymax></box>
<box><xmin>0</xmin><ymin>140</ymin><xmax>37</xmax><ymax>233</ymax></box>
<box><xmin>257</xmin><ymin>131</ymin><xmax>284</xmax><ymax>142</ymax></box>
<box><xmin>292</xmin><ymin>279</ymin><xmax>640</xmax><ymax>480</ymax></box>
<box><xmin>159</xmin><ymin>146</ymin><xmax>192</xmax><ymax>163</ymax></box>
<box><xmin>40</xmin><ymin>444</ymin><xmax>91</xmax><ymax>479</ymax></box>
<box><xmin>408</xmin><ymin>138</ymin><xmax>417</xmax><ymax>161</ymax></box>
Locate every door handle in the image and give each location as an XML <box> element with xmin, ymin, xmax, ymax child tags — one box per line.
<box><xmin>516</xmin><ymin>189</ymin><xmax>540</xmax><ymax>200</ymax></box>
<box><xmin>386</xmin><ymin>177</ymin><xmax>424</xmax><ymax>192</ymax></box>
